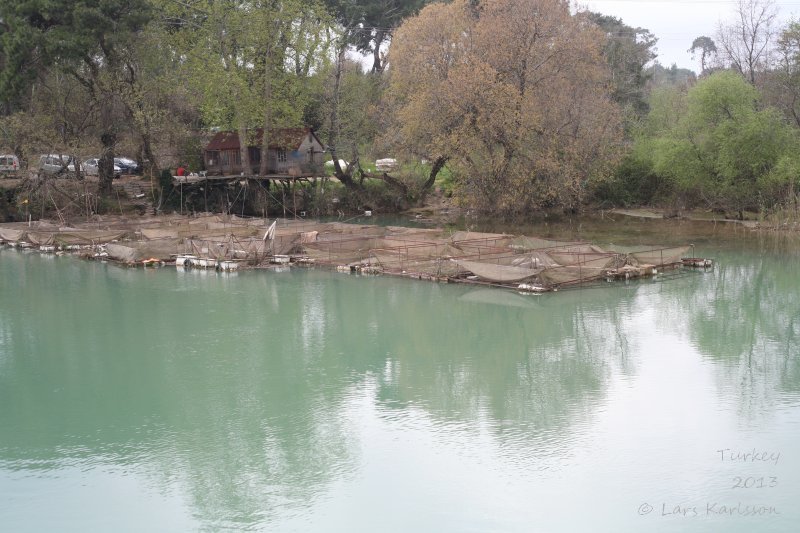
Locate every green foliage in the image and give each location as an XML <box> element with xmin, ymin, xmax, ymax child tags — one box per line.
<box><xmin>647</xmin><ymin>63</ymin><xmax>697</xmax><ymax>89</ymax></box>
<box><xmin>171</xmin><ymin>0</ymin><xmax>332</xmax><ymax>134</ymax></box>
<box><xmin>0</xmin><ymin>0</ymin><xmax>152</xmax><ymax>103</ymax></box>
<box><xmin>629</xmin><ymin>71</ymin><xmax>800</xmax><ymax>212</ymax></box>
<box><xmin>0</xmin><ymin>187</ymin><xmax>16</xmax><ymax>222</ymax></box>
<box><xmin>587</xmin><ymin>12</ymin><xmax>658</xmax><ymax>117</ymax></box>
<box><xmin>324</xmin><ymin>0</ymin><xmax>430</xmax><ymax>71</ymax></box>
<box><xmin>593</xmin><ymin>152</ymin><xmax>672</xmax><ymax>206</ymax></box>
<box><xmin>159</xmin><ymin>169</ymin><xmax>173</xmax><ymax>190</ymax></box>
<box><xmin>760</xmin><ymin>149</ymin><xmax>800</xmax><ymax>206</ymax></box>
<box><xmin>178</xmin><ymin>137</ymin><xmax>204</xmax><ymax>173</ymax></box>
<box><xmin>431</xmin><ymin>163</ymin><xmax>454</xmax><ymax>194</ymax></box>
<box><xmin>0</xmin><ymin>0</ymin><xmax>155</xmax><ymax>193</ymax></box>
<box><xmin>319</xmin><ymin>63</ymin><xmax>384</xmax><ymax>161</ymax></box>
<box><xmin>688</xmin><ymin>36</ymin><xmax>717</xmax><ymax>73</ymax></box>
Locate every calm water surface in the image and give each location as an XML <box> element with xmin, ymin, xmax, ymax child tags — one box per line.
<box><xmin>1</xmin><ymin>218</ymin><xmax>799</xmax><ymax>532</ymax></box>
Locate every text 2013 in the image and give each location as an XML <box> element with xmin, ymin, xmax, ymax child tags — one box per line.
<box><xmin>731</xmin><ymin>476</ymin><xmax>777</xmax><ymax>489</ymax></box>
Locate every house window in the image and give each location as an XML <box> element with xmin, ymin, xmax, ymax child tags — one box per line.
<box><xmin>277</xmin><ymin>149</ymin><xmax>287</xmax><ymax>163</ymax></box>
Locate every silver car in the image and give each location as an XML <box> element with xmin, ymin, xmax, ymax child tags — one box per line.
<box><xmin>83</xmin><ymin>158</ymin><xmax>122</xmax><ymax>178</ymax></box>
<box><xmin>38</xmin><ymin>154</ymin><xmax>75</xmax><ymax>176</ymax></box>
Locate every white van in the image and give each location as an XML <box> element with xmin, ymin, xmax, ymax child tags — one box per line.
<box><xmin>0</xmin><ymin>154</ymin><xmax>20</xmax><ymax>176</ymax></box>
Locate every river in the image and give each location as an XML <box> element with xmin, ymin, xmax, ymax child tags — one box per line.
<box><xmin>1</xmin><ymin>217</ymin><xmax>799</xmax><ymax>532</ymax></box>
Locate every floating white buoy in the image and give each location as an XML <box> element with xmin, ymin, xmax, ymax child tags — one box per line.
<box><xmin>175</xmin><ymin>255</ymin><xmax>196</xmax><ymax>267</ymax></box>
<box><xmin>517</xmin><ymin>283</ymin><xmax>547</xmax><ymax>293</ymax></box>
<box><xmin>218</xmin><ymin>260</ymin><xmax>239</xmax><ymax>272</ymax></box>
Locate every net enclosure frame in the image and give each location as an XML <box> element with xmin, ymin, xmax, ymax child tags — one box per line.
<box><xmin>0</xmin><ymin>215</ymin><xmax>702</xmax><ymax>291</ymax></box>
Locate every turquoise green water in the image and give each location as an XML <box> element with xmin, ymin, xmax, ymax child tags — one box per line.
<box><xmin>1</xmin><ymin>219</ymin><xmax>799</xmax><ymax>532</ymax></box>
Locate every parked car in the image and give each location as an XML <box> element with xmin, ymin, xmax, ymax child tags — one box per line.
<box><xmin>83</xmin><ymin>158</ymin><xmax>122</xmax><ymax>178</ymax></box>
<box><xmin>114</xmin><ymin>157</ymin><xmax>140</xmax><ymax>174</ymax></box>
<box><xmin>38</xmin><ymin>154</ymin><xmax>76</xmax><ymax>177</ymax></box>
<box><xmin>0</xmin><ymin>154</ymin><xmax>21</xmax><ymax>177</ymax></box>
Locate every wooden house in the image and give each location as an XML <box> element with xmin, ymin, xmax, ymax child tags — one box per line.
<box><xmin>204</xmin><ymin>128</ymin><xmax>325</xmax><ymax>176</ymax></box>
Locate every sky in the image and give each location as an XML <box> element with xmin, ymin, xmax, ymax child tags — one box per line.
<box><xmin>581</xmin><ymin>0</ymin><xmax>800</xmax><ymax>72</ymax></box>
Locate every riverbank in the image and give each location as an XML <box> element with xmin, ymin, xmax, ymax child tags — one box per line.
<box><xmin>5</xmin><ymin>172</ymin><xmax>800</xmax><ymax>234</ymax></box>
<box><xmin>406</xmin><ymin>199</ymin><xmax>800</xmax><ymax>233</ymax></box>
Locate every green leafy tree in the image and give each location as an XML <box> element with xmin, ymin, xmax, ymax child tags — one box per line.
<box><xmin>689</xmin><ymin>36</ymin><xmax>718</xmax><ymax>74</ymax></box>
<box><xmin>643</xmin><ymin>71</ymin><xmax>800</xmax><ymax>214</ymax></box>
<box><xmin>0</xmin><ymin>0</ymin><xmax>152</xmax><ymax>193</ymax></box>
<box><xmin>324</xmin><ymin>0</ymin><xmax>430</xmax><ymax>73</ymax></box>
<box><xmin>646</xmin><ymin>63</ymin><xmax>697</xmax><ymax>89</ymax></box>
<box><xmin>319</xmin><ymin>0</ymin><xmax>431</xmax><ymax>188</ymax></box>
<box><xmin>587</xmin><ymin>12</ymin><xmax>657</xmax><ymax>117</ymax></box>
<box><xmin>166</xmin><ymin>0</ymin><xmax>331</xmax><ymax>176</ymax></box>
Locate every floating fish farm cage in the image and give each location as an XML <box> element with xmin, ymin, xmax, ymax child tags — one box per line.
<box><xmin>0</xmin><ymin>214</ymin><xmax>712</xmax><ymax>292</ymax></box>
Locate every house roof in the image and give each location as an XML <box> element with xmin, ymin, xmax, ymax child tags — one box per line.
<box><xmin>205</xmin><ymin>128</ymin><xmax>324</xmax><ymax>152</ymax></box>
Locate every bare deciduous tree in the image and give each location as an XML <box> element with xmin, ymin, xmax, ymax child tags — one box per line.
<box><xmin>716</xmin><ymin>0</ymin><xmax>778</xmax><ymax>85</ymax></box>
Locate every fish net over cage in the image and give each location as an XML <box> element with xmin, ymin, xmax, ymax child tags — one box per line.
<box><xmin>0</xmin><ymin>214</ymin><xmax>697</xmax><ymax>290</ymax></box>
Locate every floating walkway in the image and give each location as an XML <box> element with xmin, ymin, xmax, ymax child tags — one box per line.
<box><xmin>0</xmin><ymin>215</ymin><xmax>713</xmax><ymax>292</ymax></box>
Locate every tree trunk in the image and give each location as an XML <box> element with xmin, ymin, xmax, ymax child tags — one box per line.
<box><xmin>328</xmin><ymin>42</ymin><xmax>357</xmax><ymax>189</ymax></box>
<box><xmin>371</xmin><ymin>29</ymin><xmax>385</xmax><ymax>73</ymax></box>
<box><xmin>260</xmin><ymin>47</ymin><xmax>273</xmax><ymax>177</ymax></box>
<box><xmin>422</xmin><ymin>156</ymin><xmax>448</xmax><ymax>192</ymax></box>
<box><xmin>237</xmin><ymin>123</ymin><xmax>250</xmax><ymax>176</ymax></box>
<box><xmin>98</xmin><ymin>131</ymin><xmax>116</xmax><ymax>195</ymax></box>
<box><xmin>140</xmin><ymin>131</ymin><xmax>159</xmax><ymax>179</ymax></box>
<box><xmin>373</xmin><ymin>171</ymin><xmax>408</xmax><ymax>196</ymax></box>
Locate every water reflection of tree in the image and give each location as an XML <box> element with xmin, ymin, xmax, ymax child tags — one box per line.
<box><xmin>0</xmin><ymin>258</ymin><xmax>361</xmax><ymax>530</ymax></box>
<box><xmin>662</xmin><ymin>244</ymin><xmax>800</xmax><ymax>416</ymax></box>
<box><xmin>332</xmin><ymin>279</ymin><xmax>641</xmax><ymax>461</ymax></box>
<box><xmin>1</xmin><ymin>255</ymin><xmax>642</xmax><ymax>529</ymax></box>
